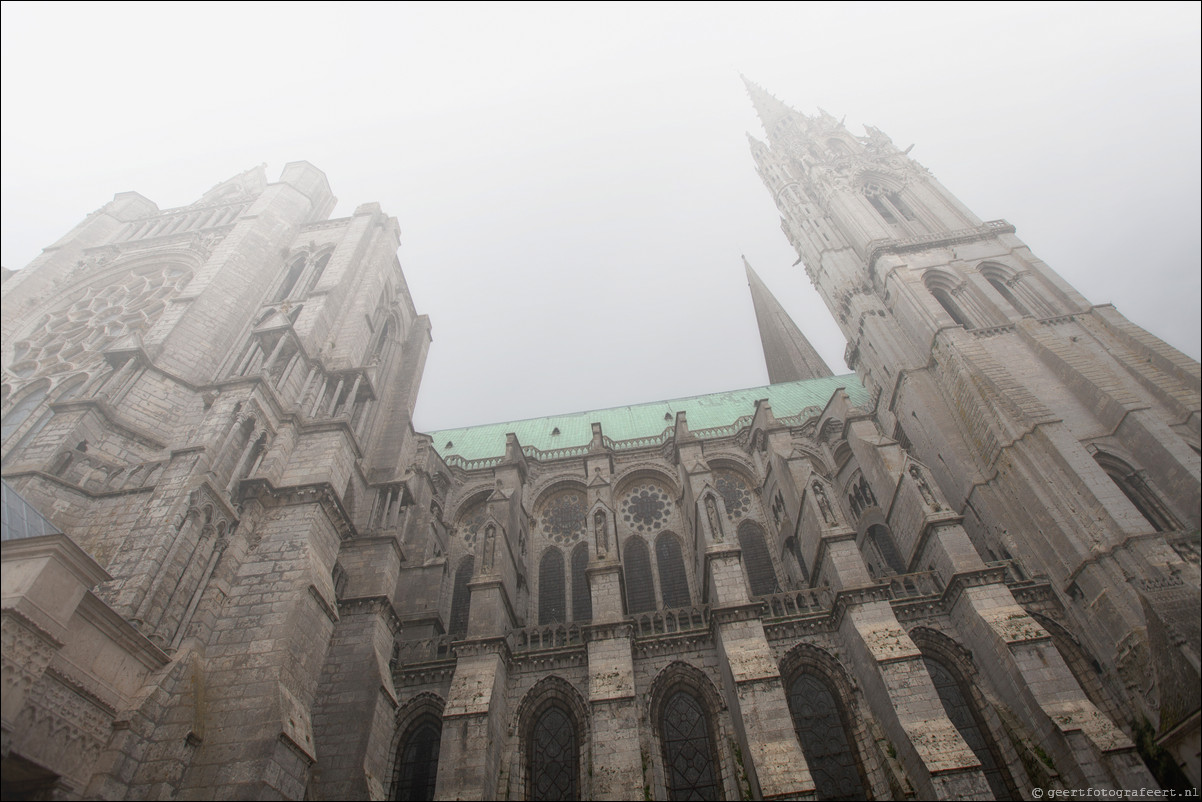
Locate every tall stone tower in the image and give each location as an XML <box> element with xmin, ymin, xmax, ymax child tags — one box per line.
<box><xmin>745</xmin><ymin>77</ymin><xmax>1201</xmax><ymax>766</ymax></box>
<box><xmin>1</xmin><ymin>164</ymin><xmax>432</xmax><ymax>798</ymax></box>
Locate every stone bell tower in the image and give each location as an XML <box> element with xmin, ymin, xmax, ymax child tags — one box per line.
<box><xmin>744</xmin><ymin>77</ymin><xmax>1201</xmax><ymax>772</ymax></box>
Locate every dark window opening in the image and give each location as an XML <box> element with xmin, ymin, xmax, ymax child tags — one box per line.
<box><xmin>570</xmin><ymin>543</ymin><xmax>591</xmax><ymax>622</ymax></box>
<box><xmin>661</xmin><ymin>690</ymin><xmax>721</xmax><ymax>801</ymax></box>
<box><xmin>448</xmin><ymin>556</ymin><xmax>474</xmax><ymax>636</ymax></box>
<box><xmin>539</xmin><ymin>548</ymin><xmax>566</xmax><ymax>625</ymax></box>
<box><xmin>623</xmin><ymin>536</ymin><xmax>656</xmax><ymax>614</ymax></box>
<box><xmin>529</xmin><ymin>705</ymin><xmax>578</xmax><ymax>801</ymax></box>
<box><xmin>392</xmin><ymin>715</ymin><xmax>441</xmax><ymax>801</ymax></box>
<box><xmin>787</xmin><ymin>673</ymin><xmax>866</xmax><ymax>801</ymax></box>
<box><xmin>656</xmin><ymin>532</ymin><xmax>691</xmax><ymax>608</ymax></box>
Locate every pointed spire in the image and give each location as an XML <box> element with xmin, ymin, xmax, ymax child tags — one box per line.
<box><xmin>744</xmin><ymin>257</ymin><xmax>833</xmax><ymax>383</ymax></box>
<box><xmin>740</xmin><ymin>75</ymin><xmax>804</xmax><ymax>140</ymax></box>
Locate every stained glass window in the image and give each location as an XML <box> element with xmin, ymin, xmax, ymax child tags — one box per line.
<box><xmin>656</xmin><ymin>532</ymin><xmax>690</xmax><ymax>608</ymax></box>
<box><xmin>530</xmin><ymin>705</ymin><xmax>578</xmax><ymax>801</ymax></box>
<box><xmin>621</xmin><ymin>482</ymin><xmax>672</xmax><ymax>533</ymax></box>
<box><xmin>924</xmin><ymin>657</ymin><xmax>1013</xmax><ymax>800</ymax></box>
<box><xmin>570</xmin><ymin>543</ymin><xmax>591</xmax><ymax>622</ymax></box>
<box><xmin>623</xmin><ymin>536</ymin><xmax>656</xmax><ymax>614</ymax></box>
<box><xmin>448</xmin><ymin>556</ymin><xmax>474</xmax><ymax>636</ymax></box>
<box><xmin>736</xmin><ymin>521</ymin><xmax>779</xmax><ymax>597</ymax></box>
<box><xmin>661</xmin><ymin>690</ymin><xmax>721</xmax><ymax>801</ymax></box>
<box><xmin>868</xmin><ymin>524</ymin><xmax>905</xmax><ymax>574</ymax></box>
<box><xmin>539</xmin><ymin>548</ymin><xmax>566</xmax><ymax>625</ymax></box>
<box><xmin>540</xmin><ymin>490</ymin><xmax>587</xmax><ymax>544</ymax></box>
<box><xmin>713</xmin><ymin>470</ymin><xmax>752</xmax><ymax>519</ymax></box>
<box><xmin>457</xmin><ymin>501</ymin><xmax>488</xmax><ymax>546</ymax></box>
<box><xmin>787</xmin><ymin>673</ymin><xmax>865</xmax><ymax>801</ymax></box>
<box><xmin>393</xmin><ymin>715</ymin><xmax>441</xmax><ymax>801</ymax></box>
<box><xmin>1</xmin><ymin>385</ymin><xmax>48</xmax><ymax>443</ymax></box>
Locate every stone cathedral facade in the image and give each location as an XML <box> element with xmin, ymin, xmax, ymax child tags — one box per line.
<box><xmin>2</xmin><ymin>82</ymin><xmax>1198</xmax><ymax>801</ymax></box>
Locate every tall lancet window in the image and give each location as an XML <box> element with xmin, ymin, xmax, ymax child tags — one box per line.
<box><xmin>392</xmin><ymin>715</ymin><xmax>441</xmax><ymax>801</ymax></box>
<box><xmin>529</xmin><ymin>704</ymin><xmax>579</xmax><ymax>801</ymax></box>
<box><xmin>660</xmin><ymin>690</ymin><xmax>722</xmax><ymax>801</ymax></box>
<box><xmin>655</xmin><ymin>532</ymin><xmax>690</xmax><ymax>608</ymax></box>
<box><xmin>538</xmin><ymin>547</ymin><xmax>566</xmax><ymax>625</ymax></box>
<box><xmin>786</xmin><ymin>673</ymin><xmax>866</xmax><ymax>801</ymax></box>
<box><xmin>448</xmin><ymin>556</ymin><xmax>474</xmax><ymax>636</ymax></box>
<box><xmin>623</xmin><ymin>536</ymin><xmax>656</xmax><ymax>614</ymax></box>
<box><xmin>924</xmin><ymin>656</ymin><xmax>1014</xmax><ymax>800</ymax></box>
<box><xmin>570</xmin><ymin>542</ymin><xmax>591</xmax><ymax>622</ymax></box>
<box><xmin>737</xmin><ymin>520</ymin><xmax>779</xmax><ymax>597</ymax></box>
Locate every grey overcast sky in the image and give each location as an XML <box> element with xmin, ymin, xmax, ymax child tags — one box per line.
<box><xmin>3</xmin><ymin>2</ymin><xmax>1199</xmax><ymax>432</ymax></box>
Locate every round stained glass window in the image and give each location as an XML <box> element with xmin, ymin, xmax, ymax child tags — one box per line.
<box><xmin>621</xmin><ymin>482</ymin><xmax>672</xmax><ymax>533</ymax></box>
<box><xmin>714</xmin><ymin>470</ymin><xmax>752</xmax><ymax>519</ymax></box>
<box><xmin>458</xmin><ymin>502</ymin><xmax>487</xmax><ymax>545</ymax></box>
<box><xmin>539</xmin><ymin>490</ymin><xmax>586</xmax><ymax>544</ymax></box>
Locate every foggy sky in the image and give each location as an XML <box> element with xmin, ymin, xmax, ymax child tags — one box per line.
<box><xmin>2</xmin><ymin>2</ymin><xmax>1199</xmax><ymax>433</ymax></box>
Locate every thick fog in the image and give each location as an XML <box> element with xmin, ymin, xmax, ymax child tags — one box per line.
<box><xmin>2</xmin><ymin>3</ymin><xmax>1198</xmax><ymax>432</ymax></box>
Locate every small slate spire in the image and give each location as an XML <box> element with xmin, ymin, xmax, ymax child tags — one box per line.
<box><xmin>744</xmin><ymin>257</ymin><xmax>833</xmax><ymax>383</ymax></box>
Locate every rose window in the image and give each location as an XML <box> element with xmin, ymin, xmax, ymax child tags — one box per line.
<box><xmin>457</xmin><ymin>503</ymin><xmax>488</xmax><ymax>546</ymax></box>
<box><xmin>6</xmin><ymin>265</ymin><xmax>191</xmax><ymax>386</ymax></box>
<box><xmin>620</xmin><ymin>482</ymin><xmax>672</xmax><ymax>533</ymax></box>
<box><xmin>538</xmin><ymin>490</ymin><xmax>586</xmax><ymax>544</ymax></box>
<box><xmin>714</xmin><ymin>470</ymin><xmax>752</xmax><ymax>519</ymax></box>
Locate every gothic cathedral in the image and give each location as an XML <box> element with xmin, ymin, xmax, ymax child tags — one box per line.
<box><xmin>2</xmin><ymin>81</ymin><xmax>1198</xmax><ymax>800</ymax></box>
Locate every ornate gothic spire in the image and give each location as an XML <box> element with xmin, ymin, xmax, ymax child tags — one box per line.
<box><xmin>740</xmin><ymin>75</ymin><xmax>805</xmax><ymax>142</ymax></box>
<box><xmin>744</xmin><ymin>257</ymin><xmax>833</xmax><ymax>384</ymax></box>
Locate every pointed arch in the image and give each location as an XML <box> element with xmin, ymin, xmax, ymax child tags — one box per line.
<box><xmin>779</xmin><ymin>643</ymin><xmax>873</xmax><ymax>801</ymax></box>
<box><xmin>448</xmin><ymin>555</ymin><xmax>474</xmax><ymax>636</ymax></box>
<box><xmin>272</xmin><ymin>255</ymin><xmax>308</xmax><ymax>303</ymax></box>
<box><xmin>655</xmin><ymin>531</ymin><xmax>691</xmax><ymax>608</ymax></box>
<box><xmin>866</xmin><ymin>523</ymin><xmax>906</xmax><ymax>575</ymax></box>
<box><xmin>538</xmin><ymin>546</ymin><xmax>566</xmax><ymax>625</ymax></box>
<box><xmin>622</xmin><ymin>535</ymin><xmax>656</xmax><ymax>614</ymax></box>
<box><xmin>391</xmin><ymin>693</ymin><xmax>445</xmax><ymax>802</ymax></box>
<box><xmin>302</xmin><ymin>251</ymin><xmax>332</xmax><ymax>295</ymax></box>
<box><xmin>1092</xmin><ymin>451</ymin><xmax>1180</xmax><ymax>532</ymax></box>
<box><xmin>1</xmin><ymin>381</ymin><xmax>50</xmax><ymax>443</ymax></box>
<box><xmin>570</xmin><ymin>542</ymin><xmax>591</xmax><ymax>622</ymax></box>
<box><xmin>515</xmin><ymin>675</ymin><xmax>590</xmax><ymax>802</ymax></box>
<box><xmin>736</xmin><ymin>520</ymin><xmax>779</xmax><ymax>596</ymax></box>
<box><xmin>648</xmin><ymin>661</ymin><xmax>727</xmax><ymax>801</ymax></box>
<box><xmin>910</xmin><ymin>628</ymin><xmax>1019</xmax><ymax>800</ymax></box>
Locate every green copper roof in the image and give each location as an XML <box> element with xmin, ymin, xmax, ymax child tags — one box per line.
<box><xmin>427</xmin><ymin>374</ymin><xmax>867</xmax><ymax>464</ymax></box>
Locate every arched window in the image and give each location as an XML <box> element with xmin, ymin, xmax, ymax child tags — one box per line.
<box><xmin>784</xmin><ymin>534</ymin><xmax>810</xmax><ymax>587</ymax></box>
<box><xmin>539</xmin><ymin>548</ymin><xmax>566</xmax><ymax>625</ymax></box>
<box><xmin>867</xmin><ymin>194</ymin><xmax>899</xmax><ymax>225</ymax></box>
<box><xmin>371</xmin><ymin>320</ymin><xmax>393</xmax><ymax>365</ymax></box>
<box><xmin>1093</xmin><ymin>453</ymin><xmax>1179</xmax><ymax>532</ymax></box>
<box><xmin>924</xmin><ymin>656</ymin><xmax>1013</xmax><ymax>800</ymax></box>
<box><xmin>1</xmin><ymin>384</ymin><xmax>49</xmax><ymax>443</ymax></box>
<box><xmin>887</xmin><ymin>192</ymin><xmax>917</xmax><ymax>221</ymax></box>
<box><xmin>272</xmin><ymin>256</ymin><xmax>308</xmax><ymax>303</ymax></box>
<box><xmin>986</xmin><ymin>276</ymin><xmax>1031</xmax><ymax>317</ymax></box>
<box><xmin>302</xmin><ymin>253</ymin><xmax>331</xmax><ymax>295</ymax></box>
<box><xmin>867</xmin><ymin>524</ymin><xmax>905</xmax><ymax>575</ymax></box>
<box><xmin>931</xmin><ymin>287</ymin><xmax>969</xmax><ymax>327</ymax></box>
<box><xmin>448</xmin><ymin>556</ymin><xmax>474</xmax><ymax>636</ymax></box>
<box><xmin>786</xmin><ymin>673</ymin><xmax>866</xmax><ymax>801</ymax></box>
<box><xmin>7</xmin><ymin>376</ymin><xmax>86</xmax><ymax>455</ymax></box>
<box><xmin>528</xmin><ymin>704</ymin><xmax>578</xmax><ymax>800</ymax></box>
<box><xmin>570</xmin><ymin>543</ymin><xmax>591</xmax><ymax>622</ymax></box>
<box><xmin>660</xmin><ymin>690</ymin><xmax>722</xmax><ymax>801</ymax></box>
<box><xmin>623</xmin><ymin>536</ymin><xmax>656</xmax><ymax>614</ymax></box>
<box><xmin>392</xmin><ymin>714</ymin><xmax>441</xmax><ymax>801</ymax></box>
<box><xmin>655</xmin><ymin>532</ymin><xmax>690</xmax><ymax>608</ymax></box>
<box><xmin>737</xmin><ymin>520</ymin><xmax>779</xmax><ymax>597</ymax></box>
